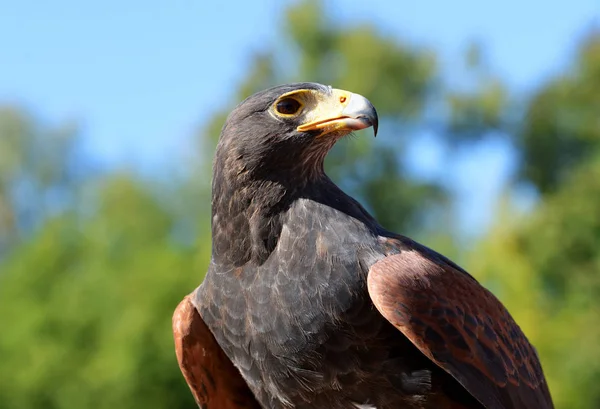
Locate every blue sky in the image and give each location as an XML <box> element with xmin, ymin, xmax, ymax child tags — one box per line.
<box><xmin>1</xmin><ymin>0</ymin><xmax>599</xmax><ymax>233</ymax></box>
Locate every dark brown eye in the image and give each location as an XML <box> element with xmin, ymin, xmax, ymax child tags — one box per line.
<box><xmin>276</xmin><ymin>98</ymin><xmax>301</xmax><ymax>115</ymax></box>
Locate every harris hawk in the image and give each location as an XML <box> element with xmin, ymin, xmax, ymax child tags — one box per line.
<box><xmin>173</xmin><ymin>82</ymin><xmax>554</xmax><ymax>409</ymax></box>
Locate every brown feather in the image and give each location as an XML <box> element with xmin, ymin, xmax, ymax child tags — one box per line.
<box><xmin>367</xmin><ymin>244</ymin><xmax>554</xmax><ymax>409</ymax></box>
<box><xmin>172</xmin><ymin>295</ymin><xmax>261</xmax><ymax>409</ymax></box>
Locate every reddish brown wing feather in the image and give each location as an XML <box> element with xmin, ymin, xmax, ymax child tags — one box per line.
<box><xmin>172</xmin><ymin>295</ymin><xmax>261</xmax><ymax>409</ymax></box>
<box><xmin>367</xmin><ymin>247</ymin><xmax>554</xmax><ymax>409</ymax></box>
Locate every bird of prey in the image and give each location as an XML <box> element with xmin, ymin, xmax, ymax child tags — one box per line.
<box><xmin>173</xmin><ymin>82</ymin><xmax>554</xmax><ymax>409</ymax></box>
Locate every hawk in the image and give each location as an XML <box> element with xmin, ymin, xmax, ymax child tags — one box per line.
<box><xmin>173</xmin><ymin>83</ymin><xmax>554</xmax><ymax>409</ymax></box>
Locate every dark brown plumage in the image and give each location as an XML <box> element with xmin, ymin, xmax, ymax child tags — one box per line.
<box><xmin>173</xmin><ymin>82</ymin><xmax>554</xmax><ymax>409</ymax></box>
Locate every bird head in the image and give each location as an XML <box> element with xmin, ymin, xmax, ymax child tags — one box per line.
<box><xmin>215</xmin><ymin>82</ymin><xmax>378</xmax><ymax>182</ymax></box>
<box><xmin>211</xmin><ymin>83</ymin><xmax>379</xmax><ymax>264</ymax></box>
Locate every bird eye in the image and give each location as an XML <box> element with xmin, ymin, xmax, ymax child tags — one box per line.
<box><xmin>275</xmin><ymin>98</ymin><xmax>302</xmax><ymax>115</ymax></box>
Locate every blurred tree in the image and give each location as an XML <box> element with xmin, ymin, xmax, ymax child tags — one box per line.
<box><xmin>0</xmin><ymin>107</ymin><xmax>88</xmax><ymax>256</ymax></box>
<box><xmin>517</xmin><ymin>32</ymin><xmax>600</xmax><ymax>194</ymax></box>
<box><xmin>0</xmin><ymin>176</ymin><xmax>207</xmax><ymax>409</ymax></box>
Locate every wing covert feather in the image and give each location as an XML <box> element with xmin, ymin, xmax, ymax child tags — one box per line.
<box><xmin>172</xmin><ymin>295</ymin><xmax>261</xmax><ymax>409</ymax></box>
<box><xmin>367</xmin><ymin>248</ymin><xmax>553</xmax><ymax>409</ymax></box>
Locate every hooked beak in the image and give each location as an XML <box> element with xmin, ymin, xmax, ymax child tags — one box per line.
<box><xmin>296</xmin><ymin>89</ymin><xmax>378</xmax><ymax>137</ymax></box>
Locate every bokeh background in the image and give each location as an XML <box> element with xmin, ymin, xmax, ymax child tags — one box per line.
<box><xmin>1</xmin><ymin>0</ymin><xmax>600</xmax><ymax>408</ymax></box>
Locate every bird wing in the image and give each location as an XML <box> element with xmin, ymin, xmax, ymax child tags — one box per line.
<box><xmin>367</xmin><ymin>238</ymin><xmax>554</xmax><ymax>409</ymax></box>
<box><xmin>172</xmin><ymin>294</ymin><xmax>261</xmax><ymax>409</ymax></box>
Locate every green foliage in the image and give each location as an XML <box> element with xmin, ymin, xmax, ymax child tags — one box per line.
<box><xmin>447</xmin><ymin>78</ymin><xmax>508</xmax><ymax>136</ymax></box>
<box><xmin>518</xmin><ymin>33</ymin><xmax>600</xmax><ymax>193</ymax></box>
<box><xmin>0</xmin><ymin>177</ymin><xmax>207</xmax><ymax>409</ymax></box>
<box><xmin>0</xmin><ymin>1</ymin><xmax>599</xmax><ymax>408</ymax></box>
<box><xmin>0</xmin><ymin>107</ymin><xmax>84</xmax><ymax>254</ymax></box>
<box><xmin>445</xmin><ymin>40</ymin><xmax>511</xmax><ymax>141</ymax></box>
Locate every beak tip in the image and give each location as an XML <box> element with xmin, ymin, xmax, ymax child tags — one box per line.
<box><xmin>361</xmin><ymin>96</ymin><xmax>378</xmax><ymax>137</ymax></box>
